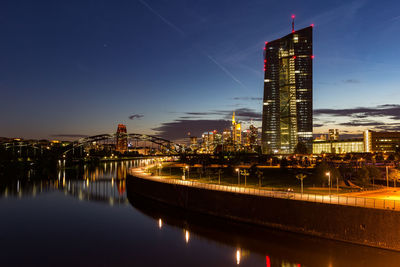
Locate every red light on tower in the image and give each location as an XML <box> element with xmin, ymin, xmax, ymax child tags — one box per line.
<box><xmin>311</xmin><ymin>55</ymin><xmax>315</xmax><ymax>59</ymax></box>
<box><xmin>265</xmin><ymin>41</ymin><xmax>268</xmax><ymax>44</ymax></box>
<box><xmin>311</xmin><ymin>23</ymin><xmax>315</xmax><ymax>27</ymax></box>
<box><xmin>291</xmin><ymin>14</ymin><xmax>295</xmax><ymax>33</ymax></box>
<box><xmin>292</xmin><ymin>56</ymin><xmax>297</xmax><ymax>59</ymax></box>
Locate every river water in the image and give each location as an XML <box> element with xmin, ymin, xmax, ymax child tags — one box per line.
<box><xmin>1</xmin><ymin>159</ymin><xmax>400</xmax><ymax>267</ymax></box>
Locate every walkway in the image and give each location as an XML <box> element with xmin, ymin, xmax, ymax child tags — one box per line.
<box><xmin>129</xmin><ymin>167</ymin><xmax>400</xmax><ymax>211</ymax></box>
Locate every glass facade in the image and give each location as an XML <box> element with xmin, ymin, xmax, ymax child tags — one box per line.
<box><xmin>262</xmin><ymin>26</ymin><xmax>313</xmax><ymax>154</ymax></box>
<box><xmin>313</xmin><ymin>140</ymin><xmax>365</xmax><ymax>154</ymax></box>
<box><xmin>364</xmin><ymin>130</ymin><xmax>400</xmax><ymax>152</ymax></box>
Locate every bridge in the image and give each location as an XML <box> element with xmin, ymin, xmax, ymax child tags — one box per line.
<box><xmin>0</xmin><ymin>133</ymin><xmax>183</xmax><ymax>159</ymax></box>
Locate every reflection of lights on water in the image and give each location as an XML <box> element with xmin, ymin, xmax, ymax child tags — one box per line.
<box><xmin>111</xmin><ymin>178</ymin><xmax>114</xmax><ymax>187</ymax></box>
<box><xmin>158</xmin><ymin>219</ymin><xmax>162</xmax><ymax>229</ymax></box>
<box><xmin>86</xmin><ymin>179</ymin><xmax>89</xmax><ymax>187</ymax></box>
<box><xmin>17</xmin><ymin>180</ymin><xmax>20</xmax><ymax>193</ymax></box>
<box><xmin>266</xmin><ymin>256</ymin><xmax>271</xmax><ymax>267</ymax></box>
<box><xmin>236</xmin><ymin>249</ymin><xmax>241</xmax><ymax>265</ymax></box>
<box><xmin>32</xmin><ymin>185</ymin><xmax>36</xmax><ymax>197</ymax></box>
<box><xmin>109</xmin><ymin>197</ymin><xmax>114</xmax><ymax>206</ymax></box>
<box><xmin>185</xmin><ymin>230</ymin><xmax>190</xmax><ymax>243</ymax></box>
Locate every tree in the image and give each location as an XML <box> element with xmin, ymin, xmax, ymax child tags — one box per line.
<box><xmin>280</xmin><ymin>157</ymin><xmax>289</xmax><ymax>168</ymax></box>
<box><xmin>294</xmin><ymin>141</ymin><xmax>309</xmax><ymax>154</ymax></box>
<box><xmin>389</xmin><ymin>168</ymin><xmax>400</xmax><ymax>187</ymax></box>
<box><xmin>296</xmin><ymin>173</ymin><xmax>307</xmax><ymax>194</ymax></box>
<box><xmin>355</xmin><ymin>166</ymin><xmax>370</xmax><ymax>187</ymax></box>
<box><xmin>312</xmin><ymin>162</ymin><xmax>330</xmax><ymax>186</ymax></box>
<box><xmin>366</xmin><ymin>165</ymin><xmax>381</xmax><ymax>187</ymax></box>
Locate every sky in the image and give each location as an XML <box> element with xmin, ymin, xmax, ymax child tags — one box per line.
<box><xmin>1</xmin><ymin>0</ymin><xmax>400</xmax><ymax>141</ymax></box>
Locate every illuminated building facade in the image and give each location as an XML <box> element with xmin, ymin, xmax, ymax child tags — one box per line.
<box><xmin>313</xmin><ymin>139</ymin><xmax>364</xmax><ymax>154</ymax></box>
<box><xmin>231</xmin><ymin>112</ymin><xmax>242</xmax><ymax>148</ymax></box>
<box><xmin>364</xmin><ymin>130</ymin><xmax>400</xmax><ymax>153</ymax></box>
<box><xmin>244</xmin><ymin>125</ymin><xmax>258</xmax><ymax>151</ymax></box>
<box><xmin>189</xmin><ymin>136</ymin><xmax>198</xmax><ymax>151</ymax></box>
<box><xmin>261</xmin><ymin>26</ymin><xmax>313</xmax><ymax>154</ymax></box>
<box><xmin>328</xmin><ymin>129</ymin><xmax>339</xmax><ymax>141</ymax></box>
<box><xmin>116</xmin><ymin>124</ymin><xmax>127</xmax><ymax>154</ymax></box>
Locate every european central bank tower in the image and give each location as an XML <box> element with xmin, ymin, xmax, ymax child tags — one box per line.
<box><xmin>261</xmin><ymin>26</ymin><xmax>313</xmax><ymax>154</ymax></box>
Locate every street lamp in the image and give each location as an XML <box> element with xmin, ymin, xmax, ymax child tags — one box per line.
<box><xmin>326</xmin><ymin>171</ymin><xmax>331</xmax><ymax>195</ymax></box>
<box><xmin>158</xmin><ymin>163</ymin><xmax>162</xmax><ymax>176</ymax></box>
<box><xmin>185</xmin><ymin>165</ymin><xmax>189</xmax><ymax>179</ymax></box>
<box><xmin>235</xmin><ymin>168</ymin><xmax>240</xmax><ymax>185</ymax></box>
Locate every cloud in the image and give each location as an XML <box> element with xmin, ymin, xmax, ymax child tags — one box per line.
<box><xmin>343</xmin><ymin>79</ymin><xmax>360</xmax><ymax>84</ymax></box>
<box><xmin>338</xmin><ymin>120</ymin><xmax>383</xmax><ymax>127</ymax></box>
<box><xmin>182</xmin><ymin>108</ymin><xmax>261</xmax><ymax>121</ymax></box>
<box><xmin>314</xmin><ymin>104</ymin><xmax>400</xmax><ymax>120</ymax></box>
<box><xmin>152</xmin><ymin>119</ymin><xmax>232</xmax><ymax>141</ymax></box>
<box><xmin>232</xmin><ymin>97</ymin><xmax>262</xmax><ymax>101</ymax></box>
<box><xmin>51</xmin><ymin>134</ymin><xmax>88</xmax><ymax>139</ymax></box>
<box><xmin>129</xmin><ymin>114</ymin><xmax>144</xmax><ymax>120</ymax></box>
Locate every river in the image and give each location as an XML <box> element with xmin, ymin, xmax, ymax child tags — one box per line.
<box><xmin>1</xmin><ymin>159</ymin><xmax>400</xmax><ymax>266</ymax></box>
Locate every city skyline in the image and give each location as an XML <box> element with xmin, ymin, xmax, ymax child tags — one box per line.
<box><xmin>1</xmin><ymin>0</ymin><xmax>400</xmax><ymax>141</ymax></box>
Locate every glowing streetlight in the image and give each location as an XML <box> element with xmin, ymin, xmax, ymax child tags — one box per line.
<box><xmin>236</xmin><ymin>168</ymin><xmax>240</xmax><ymax>185</ymax></box>
<box><xmin>185</xmin><ymin>165</ymin><xmax>189</xmax><ymax>179</ymax></box>
<box><xmin>236</xmin><ymin>249</ymin><xmax>241</xmax><ymax>265</ymax></box>
<box><xmin>326</xmin><ymin>171</ymin><xmax>331</xmax><ymax>195</ymax></box>
<box><xmin>185</xmin><ymin>230</ymin><xmax>190</xmax><ymax>243</ymax></box>
<box><xmin>158</xmin><ymin>218</ymin><xmax>162</xmax><ymax>229</ymax></box>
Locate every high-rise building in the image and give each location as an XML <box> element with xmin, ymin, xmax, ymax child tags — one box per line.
<box><xmin>116</xmin><ymin>124</ymin><xmax>127</xmax><ymax>154</ymax></box>
<box><xmin>231</xmin><ymin>112</ymin><xmax>242</xmax><ymax>148</ymax></box>
<box><xmin>261</xmin><ymin>25</ymin><xmax>313</xmax><ymax>154</ymax></box>
<box><xmin>328</xmin><ymin>129</ymin><xmax>339</xmax><ymax>141</ymax></box>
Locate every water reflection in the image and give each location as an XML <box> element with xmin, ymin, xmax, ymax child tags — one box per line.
<box><xmin>2</xmin><ymin>159</ymin><xmax>400</xmax><ymax>266</ymax></box>
<box><xmin>0</xmin><ymin>159</ymin><xmax>156</xmax><ymax>206</ymax></box>
<box><xmin>126</xmin><ymin>181</ymin><xmax>400</xmax><ymax>267</ymax></box>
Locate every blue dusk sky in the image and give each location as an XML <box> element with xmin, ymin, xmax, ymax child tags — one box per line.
<box><xmin>1</xmin><ymin>0</ymin><xmax>400</xmax><ymax>141</ymax></box>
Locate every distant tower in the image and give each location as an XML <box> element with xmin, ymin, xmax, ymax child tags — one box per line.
<box><xmin>261</xmin><ymin>19</ymin><xmax>313</xmax><ymax>154</ymax></box>
<box><xmin>116</xmin><ymin>124</ymin><xmax>127</xmax><ymax>154</ymax></box>
<box><xmin>328</xmin><ymin>129</ymin><xmax>339</xmax><ymax>141</ymax></box>
<box><xmin>231</xmin><ymin>112</ymin><xmax>242</xmax><ymax>149</ymax></box>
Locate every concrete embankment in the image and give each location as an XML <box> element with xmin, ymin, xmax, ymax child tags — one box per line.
<box><xmin>127</xmin><ymin>172</ymin><xmax>400</xmax><ymax>251</ymax></box>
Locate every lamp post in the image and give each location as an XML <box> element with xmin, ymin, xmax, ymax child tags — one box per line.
<box><xmin>158</xmin><ymin>163</ymin><xmax>162</xmax><ymax>176</ymax></box>
<box><xmin>326</xmin><ymin>171</ymin><xmax>331</xmax><ymax>196</ymax></box>
<box><xmin>235</xmin><ymin>168</ymin><xmax>240</xmax><ymax>185</ymax></box>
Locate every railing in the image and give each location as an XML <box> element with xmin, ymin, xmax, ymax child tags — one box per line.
<box><xmin>129</xmin><ymin>169</ymin><xmax>400</xmax><ymax>211</ymax></box>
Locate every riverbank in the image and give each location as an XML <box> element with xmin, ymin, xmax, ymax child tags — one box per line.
<box><xmin>128</xmin><ymin>168</ymin><xmax>400</xmax><ymax>251</ymax></box>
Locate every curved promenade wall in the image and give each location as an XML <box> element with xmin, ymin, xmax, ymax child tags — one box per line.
<box><xmin>127</xmin><ymin>173</ymin><xmax>400</xmax><ymax>251</ymax></box>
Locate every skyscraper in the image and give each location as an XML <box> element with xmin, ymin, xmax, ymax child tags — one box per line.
<box><xmin>261</xmin><ymin>25</ymin><xmax>313</xmax><ymax>154</ymax></box>
<box><xmin>116</xmin><ymin>124</ymin><xmax>128</xmax><ymax>154</ymax></box>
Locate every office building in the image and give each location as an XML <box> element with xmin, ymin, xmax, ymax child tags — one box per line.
<box><xmin>116</xmin><ymin>124</ymin><xmax>128</xmax><ymax>154</ymax></box>
<box><xmin>364</xmin><ymin>130</ymin><xmax>400</xmax><ymax>153</ymax></box>
<box><xmin>328</xmin><ymin>129</ymin><xmax>339</xmax><ymax>141</ymax></box>
<box><xmin>261</xmin><ymin>26</ymin><xmax>313</xmax><ymax>154</ymax></box>
<box><xmin>313</xmin><ymin>139</ymin><xmax>364</xmax><ymax>154</ymax></box>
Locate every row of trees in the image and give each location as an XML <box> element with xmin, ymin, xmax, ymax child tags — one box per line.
<box><xmin>312</xmin><ymin>162</ymin><xmax>400</xmax><ymax>188</ymax></box>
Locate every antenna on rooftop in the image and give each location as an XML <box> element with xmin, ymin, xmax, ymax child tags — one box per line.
<box><xmin>291</xmin><ymin>14</ymin><xmax>295</xmax><ymax>33</ymax></box>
